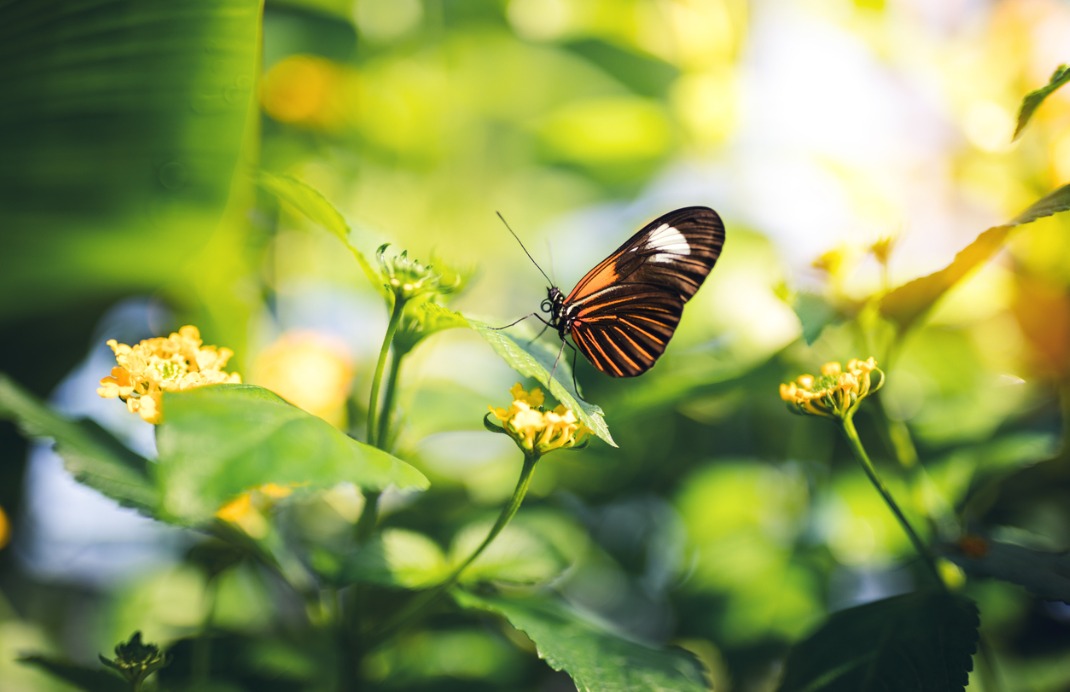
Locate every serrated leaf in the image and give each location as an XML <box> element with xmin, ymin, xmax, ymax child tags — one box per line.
<box><xmin>1014</xmin><ymin>64</ymin><xmax>1070</xmax><ymax>140</ymax></box>
<box><xmin>18</xmin><ymin>655</ymin><xmax>126</xmax><ymax>692</ymax></box>
<box><xmin>0</xmin><ymin>0</ymin><xmax>260</xmax><ymax>321</ymax></box>
<box><xmin>945</xmin><ymin>538</ymin><xmax>1070</xmax><ymax>603</ymax></box>
<box><xmin>154</xmin><ymin>384</ymin><xmax>428</xmax><ymax>523</ymax></box>
<box><xmin>256</xmin><ymin>170</ymin><xmax>383</xmax><ymax>295</ymax></box>
<box><xmin>467</xmin><ymin>317</ymin><xmax>615</xmax><ymax>447</ymax></box>
<box><xmin>454</xmin><ymin>589</ymin><xmax>707</xmax><ymax>692</ymax></box>
<box><xmin>880</xmin><ymin>225</ymin><xmax>1013</xmax><ymax>333</ymax></box>
<box><xmin>1010</xmin><ymin>183</ymin><xmax>1070</xmax><ymax>226</ymax></box>
<box><xmin>881</xmin><ymin>183</ymin><xmax>1070</xmax><ymax>334</ymax></box>
<box><xmin>0</xmin><ymin>373</ymin><xmax>157</xmax><ymax>512</ymax></box>
<box><xmin>342</xmin><ymin>528</ymin><xmax>449</xmax><ymax>589</ymax></box>
<box><xmin>776</xmin><ymin>591</ymin><xmax>978</xmax><ymax>692</ymax></box>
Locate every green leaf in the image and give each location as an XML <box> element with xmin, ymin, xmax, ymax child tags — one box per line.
<box><xmin>793</xmin><ymin>291</ymin><xmax>842</xmax><ymax>345</ymax></box>
<box><xmin>467</xmin><ymin>317</ymin><xmax>616</xmax><ymax>447</ymax></box>
<box><xmin>0</xmin><ymin>373</ymin><xmax>158</xmax><ymax>512</ymax></box>
<box><xmin>880</xmin><ymin>225</ymin><xmax>1013</xmax><ymax>333</ymax></box>
<box><xmin>454</xmin><ymin>589</ymin><xmax>708</xmax><ymax>692</ymax></box>
<box><xmin>342</xmin><ymin>528</ymin><xmax>449</xmax><ymax>589</ymax></box>
<box><xmin>1014</xmin><ymin>64</ymin><xmax>1070</xmax><ymax>140</ymax></box>
<box><xmin>18</xmin><ymin>655</ymin><xmax>126</xmax><ymax>692</ymax></box>
<box><xmin>1010</xmin><ymin>183</ymin><xmax>1070</xmax><ymax>226</ymax></box>
<box><xmin>449</xmin><ymin>522</ymin><xmax>569</xmax><ymax>586</ymax></box>
<box><xmin>881</xmin><ymin>183</ymin><xmax>1070</xmax><ymax>333</ymax></box>
<box><xmin>256</xmin><ymin>170</ymin><xmax>383</xmax><ymax>295</ymax></box>
<box><xmin>154</xmin><ymin>384</ymin><xmax>428</xmax><ymax>523</ymax></box>
<box><xmin>0</xmin><ymin>0</ymin><xmax>260</xmax><ymax>320</ymax></box>
<box><xmin>776</xmin><ymin>591</ymin><xmax>978</xmax><ymax>692</ymax></box>
<box><xmin>394</xmin><ymin>301</ymin><xmax>471</xmax><ymax>356</ymax></box>
<box><xmin>946</xmin><ymin>537</ymin><xmax>1070</xmax><ymax>603</ymax></box>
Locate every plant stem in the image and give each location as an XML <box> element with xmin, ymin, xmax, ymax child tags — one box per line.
<box><xmin>376</xmin><ymin>349</ymin><xmax>406</xmax><ymax>451</ymax></box>
<box><xmin>367</xmin><ymin>297</ymin><xmax>405</xmax><ymax>448</ymax></box>
<box><xmin>191</xmin><ymin>577</ymin><xmax>219</xmax><ymax>686</ymax></box>
<box><xmin>370</xmin><ymin>452</ymin><xmax>540</xmax><ymax>647</ymax></box>
<box><xmin>841</xmin><ymin>414</ymin><xmax>944</xmax><ymax>587</ymax></box>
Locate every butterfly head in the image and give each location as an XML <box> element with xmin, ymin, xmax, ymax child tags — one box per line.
<box><xmin>542</xmin><ymin>286</ymin><xmax>568</xmax><ymax>334</ymax></box>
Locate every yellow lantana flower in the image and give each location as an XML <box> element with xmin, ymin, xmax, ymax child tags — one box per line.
<box><xmin>487</xmin><ymin>384</ymin><xmax>591</xmax><ymax>457</ymax></box>
<box><xmin>780</xmin><ymin>357</ymin><xmax>884</xmax><ymax>420</ymax></box>
<box><xmin>98</xmin><ymin>325</ymin><xmax>242</xmax><ymax>424</ymax></box>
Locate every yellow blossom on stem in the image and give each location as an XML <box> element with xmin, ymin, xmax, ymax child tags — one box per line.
<box><xmin>780</xmin><ymin>357</ymin><xmax>884</xmax><ymax>420</ymax></box>
<box><xmin>487</xmin><ymin>383</ymin><xmax>591</xmax><ymax>457</ymax></box>
<box><xmin>869</xmin><ymin>235</ymin><xmax>897</xmax><ymax>266</ymax></box>
<box><xmin>97</xmin><ymin>325</ymin><xmax>242</xmax><ymax>424</ymax></box>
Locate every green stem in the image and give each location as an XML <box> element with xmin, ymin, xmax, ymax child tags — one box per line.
<box><xmin>191</xmin><ymin>577</ymin><xmax>219</xmax><ymax>686</ymax></box>
<box><xmin>376</xmin><ymin>349</ymin><xmax>406</xmax><ymax>452</ymax></box>
<box><xmin>841</xmin><ymin>414</ymin><xmax>944</xmax><ymax>587</ymax></box>
<box><xmin>367</xmin><ymin>297</ymin><xmax>406</xmax><ymax>448</ymax></box>
<box><xmin>1059</xmin><ymin>379</ymin><xmax>1070</xmax><ymax>466</ymax></box>
<box><xmin>370</xmin><ymin>452</ymin><xmax>540</xmax><ymax>647</ymax></box>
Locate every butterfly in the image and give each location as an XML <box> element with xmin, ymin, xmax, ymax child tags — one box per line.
<box><xmin>525</xmin><ymin>206</ymin><xmax>725</xmax><ymax>377</ymax></box>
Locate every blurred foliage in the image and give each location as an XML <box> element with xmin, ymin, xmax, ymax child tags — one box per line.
<box><xmin>2</xmin><ymin>0</ymin><xmax>1070</xmax><ymax>690</ymax></box>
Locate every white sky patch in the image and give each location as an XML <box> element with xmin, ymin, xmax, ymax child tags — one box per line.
<box><xmin>644</xmin><ymin>223</ymin><xmax>691</xmax><ymax>262</ymax></box>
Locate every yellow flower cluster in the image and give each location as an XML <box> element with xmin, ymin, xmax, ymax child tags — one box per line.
<box><xmin>488</xmin><ymin>384</ymin><xmax>591</xmax><ymax>457</ymax></box>
<box><xmin>780</xmin><ymin>357</ymin><xmax>884</xmax><ymax>420</ymax></box>
<box><xmin>98</xmin><ymin>326</ymin><xmax>242</xmax><ymax>424</ymax></box>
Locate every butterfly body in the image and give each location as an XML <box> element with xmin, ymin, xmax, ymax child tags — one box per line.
<box><xmin>541</xmin><ymin>206</ymin><xmax>725</xmax><ymax>377</ymax></box>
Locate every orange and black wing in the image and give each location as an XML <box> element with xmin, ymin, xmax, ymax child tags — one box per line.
<box><xmin>562</xmin><ymin>206</ymin><xmax>725</xmax><ymax>377</ymax></box>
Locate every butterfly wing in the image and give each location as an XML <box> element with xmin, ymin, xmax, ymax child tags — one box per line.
<box><xmin>562</xmin><ymin>207</ymin><xmax>725</xmax><ymax>377</ymax></box>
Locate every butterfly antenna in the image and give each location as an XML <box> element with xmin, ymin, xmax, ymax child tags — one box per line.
<box><xmin>497</xmin><ymin>211</ymin><xmax>554</xmax><ymax>286</ymax></box>
<box><xmin>545</xmin><ymin>238</ymin><xmax>558</xmax><ymax>286</ymax></box>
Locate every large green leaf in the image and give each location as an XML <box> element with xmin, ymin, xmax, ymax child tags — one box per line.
<box><xmin>467</xmin><ymin>317</ymin><xmax>616</xmax><ymax>447</ymax></box>
<box><xmin>776</xmin><ymin>591</ymin><xmax>978</xmax><ymax>692</ymax></box>
<box><xmin>0</xmin><ymin>0</ymin><xmax>262</xmax><ymax>320</ymax></box>
<box><xmin>1014</xmin><ymin>64</ymin><xmax>1070</xmax><ymax>139</ymax></box>
<box><xmin>454</xmin><ymin>589</ymin><xmax>707</xmax><ymax>692</ymax></box>
<box><xmin>154</xmin><ymin>384</ymin><xmax>428</xmax><ymax>523</ymax></box>
<box><xmin>0</xmin><ymin>373</ymin><xmax>157</xmax><ymax>512</ymax></box>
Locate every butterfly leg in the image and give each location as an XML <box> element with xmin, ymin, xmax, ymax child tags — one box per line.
<box><xmin>524</xmin><ymin>321</ymin><xmax>551</xmax><ymax>346</ymax></box>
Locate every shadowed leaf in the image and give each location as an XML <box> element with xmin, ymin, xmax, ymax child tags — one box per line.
<box><xmin>454</xmin><ymin>589</ymin><xmax>707</xmax><ymax>691</ymax></box>
<box><xmin>19</xmin><ymin>655</ymin><xmax>126</xmax><ymax>692</ymax></box>
<box><xmin>776</xmin><ymin>591</ymin><xmax>978</xmax><ymax>692</ymax></box>
<box><xmin>945</xmin><ymin>537</ymin><xmax>1070</xmax><ymax>603</ymax></box>
<box><xmin>0</xmin><ymin>373</ymin><xmax>157</xmax><ymax>512</ymax></box>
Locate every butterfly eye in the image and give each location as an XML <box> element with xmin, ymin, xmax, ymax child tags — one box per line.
<box><xmin>540</xmin><ymin>299</ymin><xmax>553</xmax><ymax>313</ymax></box>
